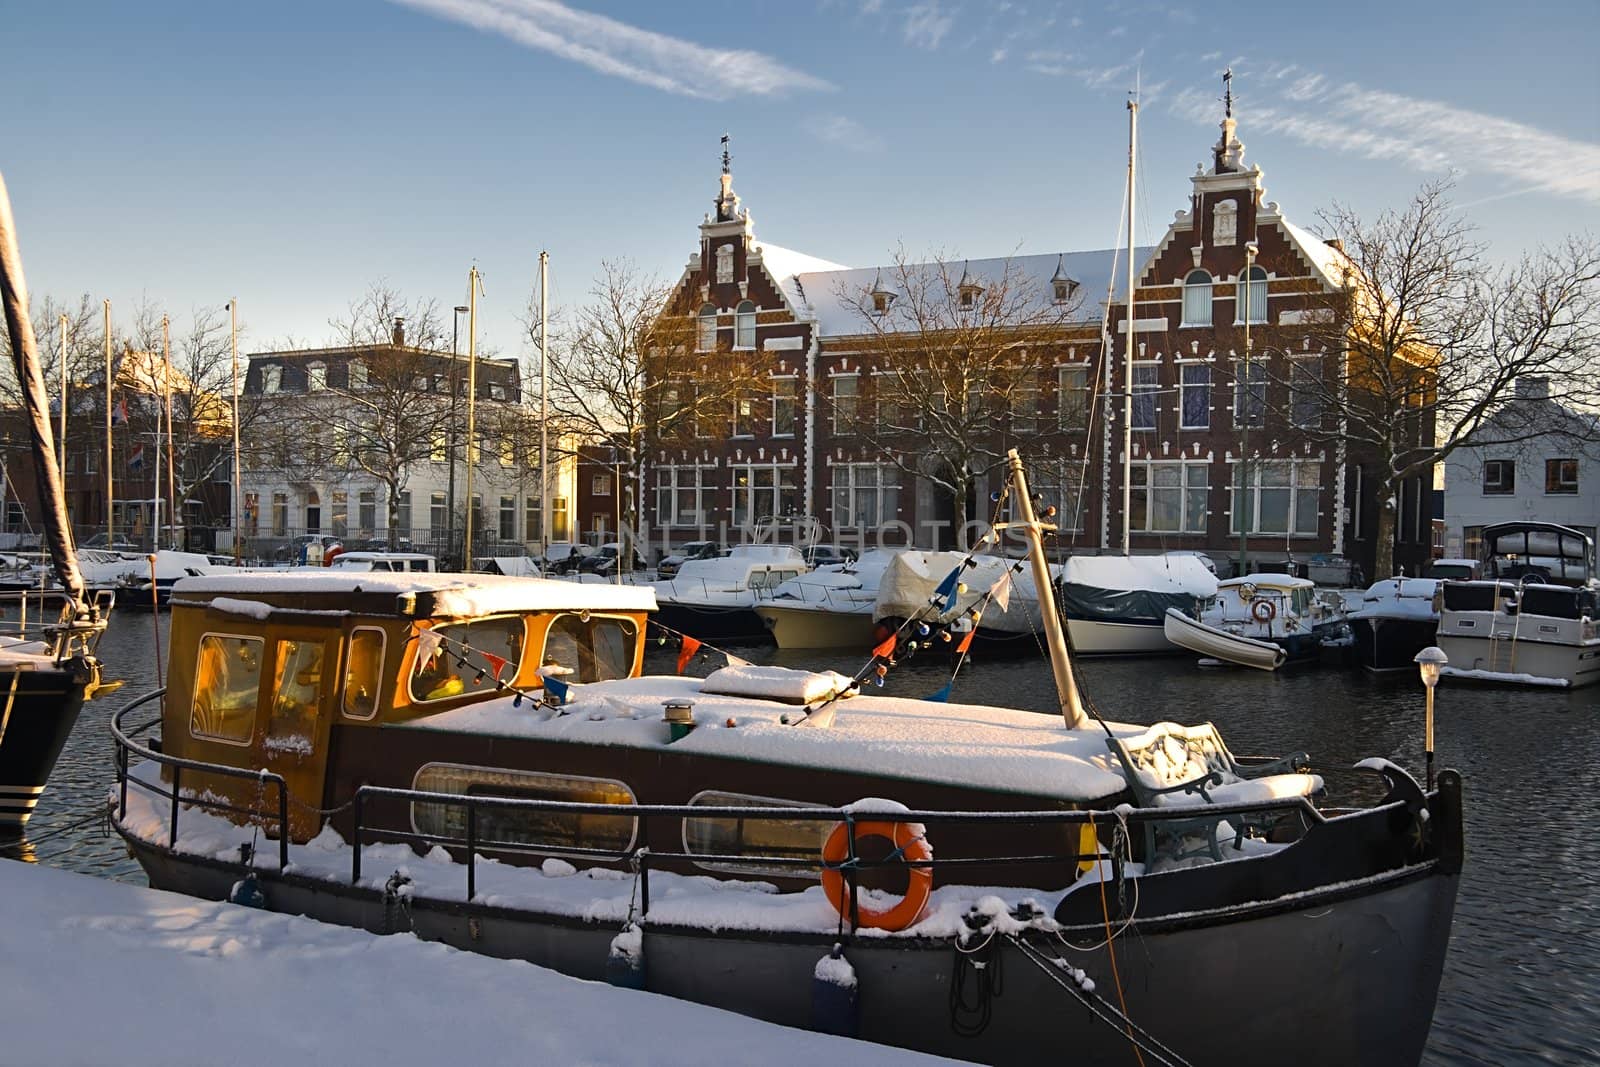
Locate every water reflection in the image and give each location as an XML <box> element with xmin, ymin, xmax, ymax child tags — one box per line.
<box><xmin>16</xmin><ymin>610</ymin><xmax>1596</xmax><ymax>1065</ymax></box>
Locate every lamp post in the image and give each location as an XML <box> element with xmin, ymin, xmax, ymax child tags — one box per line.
<box><xmin>446</xmin><ymin>305</ymin><xmax>468</xmax><ymax>561</ymax></box>
<box><xmin>1236</xmin><ymin>241</ymin><xmax>1259</xmax><ymax>578</ymax></box>
<box><xmin>1413</xmin><ymin>645</ymin><xmax>1447</xmax><ymax>790</ymax></box>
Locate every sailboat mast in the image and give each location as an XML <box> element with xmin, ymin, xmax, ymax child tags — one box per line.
<box><xmin>1006</xmin><ymin>448</ymin><xmax>1087</xmax><ymax>729</ymax></box>
<box><xmin>539</xmin><ymin>250</ymin><xmax>549</xmax><ymax>564</ymax></box>
<box><xmin>229</xmin><ymin>299</ymin><xmax>240</xmax><ymax>565</ymax></box>
<box><xmin>58</xmin><ymin>314</ymin><xmax>67</xmax><ymax>475</ymax></box>
<box><xmin>1120</xmin><ymin>97</ymin><xmax>1138</xmax><ymax>556</ymax></box>
<box><xmin>104</xmin><ymin>299</ymin><xmax>113</xmax><ymax>548</ymax></box>
<box><xmin>163</xmin><ymin>314</ymin><xmax>177</xmax><ymax>550</ymax></box>
<box><xmin>463</xmin><ymin>265</ymin><xmax>482</xmax><ymax>571</ymax></box>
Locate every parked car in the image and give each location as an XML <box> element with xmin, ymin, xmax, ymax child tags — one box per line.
<box><xmin>579</xmin><ymin>542</ymin><xmax>645</xmax><ymax>576</ymax></box>
<box><xmin>657</xmin><ymin>541</ymin><xmax>726</xmax><ymax>580</ymax></box>
<box><xmin>802</xmin><ymin>544</ymin><xmax>858</xmax><ymax>568</ymax></box>
<box><xmin>537</xmin><ymin>542</ymin><xmax>593</xmax><ymax>575</ymax></box>
<box><xmin>1423</xmin><ymin>557</ymin><xmax>1482</xmax><ymax>581</ymax></box>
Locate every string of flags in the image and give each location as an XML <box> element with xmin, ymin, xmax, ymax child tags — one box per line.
<box><xmin>646</xmin><ymin>620</ymin><xmax>751</xmax><ymax>672</ymax></box>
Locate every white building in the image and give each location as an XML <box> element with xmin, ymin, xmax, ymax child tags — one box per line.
<box><xmin>1443</xmin><ymin>377</ymin><xmax>1599</xmax><ymax>558</ymax></box>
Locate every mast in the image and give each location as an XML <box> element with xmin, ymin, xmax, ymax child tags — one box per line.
<box><xmin>539</xmin><ymin>250</ymin><xmax>549</xmax><ymax>563</ymax></box>
<box><xmin>57</xmin><ymin>313</ymin><xmax>67</xmax><ymax>475</ymax></box>
<box><xmin>229</xmin><ymin>299</ymin><xmax>241</xmax><ymax>565</ymax></box>
<box><xmin>163</xmin><ymin>313</ymin><xmax>177</xmax><ymax>550</ymax></box>
<box><xmin>1120</xmin><ymin>95</ymin><xmax>1138</xmax><ymax>556</ymax></box>
<box><xmin>463</xmin><ymin>265</ymin><xmax>482</xmax><ymax>571</ymax></box>
<box><xmin>104</xmin><ymin>299</ymin><xmax>113</xmax><ymax>547</ymax></box>
<box><xmin>1006</xmin><ymin>448</ymin><xmax>1087</xmax><ymax>729</ymax></box>
<box><xmin>0</xmin><ymin>172</ymin><xmax>89</xmax><ymax>615</ymax></box>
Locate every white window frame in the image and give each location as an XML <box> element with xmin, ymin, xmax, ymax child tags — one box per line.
<box><xmin>1131</xmin><ymin>361</ymin><xmax>1160</xmax><ymax>431</ymax></box>
<box><xmin>1289</xmin><ymin>356</ymin><xmax>1322</xmax><ymax>429</ymax></box>
<box><xmin>734</xmin><ymin>301</ymin><xmax>757</xmax><ymax>349</ymax></box>
<box><xmin>730</xmin><ymin>463</ymin><xmax>798</xmax><ymax>529</ymax></box>
<box><xmin>696</xmin><ymin>305</ymin><xmax>718</xmax><ymax>352</ymax></box>
<box><xmin>1545</xmin><ymin>457</ymin><xmax>1579</xmax><ymax>495</ymax></box>
<box><xmin>770</xmin><ymin>376</ymin><xmax>797</xmax><ymax>438</ymax></box>
<box><xmin>1481</xmin><ymin>459</ymin><xmax>1515</xmax><ymax>495</ymax></box>
<box><xmin>655</xmin><ymin>465</ymin><xmax>711</xmax><ymax>528</ymax></box>
<box><xmin>1233</xmin><ymin>360</ymin><xmax>1266</xmax><ymax>428</ymax></box>
<box><xmin>307</xmin><ymin>362</ymin><xmax>327</xmax><ymax>392</ymax></box>
<box><xmin>1181</xmin><ymin>270</ymin><xmax>1213</xmax><ymax>327</ymax></box>
<box><xmin>831</xmin><ymin>374</ymin><xmax>858</xmax><ymax>435</ymax></box>
<box><xmin>1234</xmin><ymin>267</ymin><xmax>1268</xmax><ymax>326</ymax></box>
<box><xmin>1232</xmin><ymin>459</ymin><xmax>1321</xmax><ymax>536</ymax></box>
<box><xmin>1058</xmin><ymin>364</ymin><xmax>1090</xmax><ymax>432</ymax></box>
<box><xmin>1179</xmin><ymin>363</ymin><xmax>1211</xmax><ymax>430</ymax></box>
<box><xmin>1129</xmin><ymin>460</ymin><xmax>1209</xmax><ymax>533</ymax></box>
<box><xmin>831</xmin><ymin>463</ymin><xmax>900</xmax><ymax>529</ymax></box>
<box><xmin>261</xmin><ymin>364</ymin><xmax>283</xmax><ymax>393</ymax></box>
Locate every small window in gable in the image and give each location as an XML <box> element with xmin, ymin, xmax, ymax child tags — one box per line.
<box><xmin>1053</xmin><ymin>279</ymin><xmax>1076</xmax><ymax>303</ymax></box>
<box><xmin>734</xmin><ymin>301</ymin><xmax>756</xmax><ymax>348</ymax></box>
<box><xmin>1182</xmin><ymin>270</ymin><xmax>1213</xmax><ymax>326</ymax></box>
<box><xmin>697</xmin><ymin>304</ymin><xmax>718</xmax><ymax>352</ymax></box>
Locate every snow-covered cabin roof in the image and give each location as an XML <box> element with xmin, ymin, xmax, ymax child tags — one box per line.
<box><xmin>1220</xmin><ymin>573</ymin><xmax>1316</xmax><ymax>590</ymax></box>
<box><xmin>787</xmin><ymin>248</ymin><xmax>1156</xmax><ymax>338</ymax></box>
<box><xmin>172</xmin><ymin>571</ymin><xmax>656</xmax><ymax>618</ymax></box>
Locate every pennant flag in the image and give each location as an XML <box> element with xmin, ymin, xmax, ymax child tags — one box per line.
<box><xmin>872</xmin><ymin>633</ymin><xmax>898</xmax><ymax>660</ymax></box>
<box><xmin>413</xmin><ymin>629</ymin><xmax>443</xmax><ymax>675</ymax></box>
<box><xmin>991</xmin><ymin>570</ymin><xmax>1013</xmax><ymax>613</ymax></box>
<box><xmin>543</xmin><ymin>674</ymin><xmax>571</xmax><ymax>705</ymax></box>
<box><xmin>481</xmin><ymin>652</ymin><xmax>508</xmax><ymax>680</ymax></box>
<box><xmin>925</xmin><ymin>682</ymin><xmax>953</xmax><ymax>703</ymax></box>
<box><xmin>724</xmin><ymin>652</ymin><xmax>751</xmax><ymax>668</ymax></box>
<box><xmin>110</xmin><ymin>398</ymin><xmax>128</xmax><ymax>426</ymax></box>
<box><xmin>128</xmin><ymin>442</ymin><xmax>145</xmax><ymax>471</ymax></box>
<box><xmin>955</xmin><ymin>628</ymin><xmax>976</xmax><ymax>655</ymax></box>
<box><xmin>677</xmin><ymin>636</ymin><xmax>702</xmax><ymax>674</ymax></box>
<box><xmin>933</xmin><ymin>566</ymin><xmax>962</xmax><ymax>613</ymax></box>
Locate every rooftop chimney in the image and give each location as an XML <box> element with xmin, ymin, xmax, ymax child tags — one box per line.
<box><xmin>1514</xmin><ymin>375</ymin><xmax>1549</xmax><ymax>400</ymax></box>
<box><xmin>392</xmin><ymin>317</ymin><xmax>405</xmax><ymax>347</ymax></box>
<box><xmin>1324</xmin><ymin>238</ymin><xmax>1344</xmax><ymax>253</ymax></box>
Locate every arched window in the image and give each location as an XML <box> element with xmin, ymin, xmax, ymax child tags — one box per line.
<box><xmin>734</xmin><ymin>300</ymin><xmax>756</xmax><ymax>348</ymax></box>
<box><xmin>696</xmin><ymin>304</ymin><xmax>718</xmax><ymax>352</ymax></box>
<box><xmin>1239</xmin><ymin>266</ymin><xmax>1267</xmax><ymax>325</ymax></box>
<box><xmin>1181</xmin><ymin>270</ymin><xmax>1212</xmax><ymax>326</ymax></box>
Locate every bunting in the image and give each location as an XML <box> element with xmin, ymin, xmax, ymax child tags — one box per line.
<box><xmin>677</xmin><ymin>636</ymin><xmax>702</xmax><ymax>674</ymax></box>
<box><xmin>481</xmin><ymin>651</ymin><xmax>508</xmax><ymax>681</ymax></box>
<box><xmin>933</xmin><ymin>566</ymin><xmax>963</xmax><ymax>613</ymax></box>
<box><xmin>871</xmin><ymin>633</ymin><xmax>898</xmax><ymax>661</ymax></box>
<box><xmin>543</xmin><ymin>674</ymin><xmax>571</xmax><ymax>706</ymax></box>
<box><xmin>991</xmin><ymin>570</ymin><xmax>1013</xmax><ymax>613</ymax></box>
<box><xmin>955</xmin><ymin>628</ymin><xmax>976</xmax><ymax>655</ymax></box>
<box><xmin>925</xmin><ymin>682</ymin><xmax>953</xmax><ymax>703</ymax></box>
<box><xmin>724</xmin><ymin>652</ymin><xmax>751</xmax><ymax>668</ymax></box>
<box><xmin>413</xmin><ymin>629</ymin><xmax>443</xmax><ymax>675</ymax></box>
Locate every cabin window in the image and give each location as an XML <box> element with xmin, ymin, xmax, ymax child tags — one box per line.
<box><xmin>411</xmin><ymin>615</ymin><xmax>527</xmax><ymax>703</ymax></box>
<box><xmin>267</xmin><ymin>639</ymin><xmax>326</xmax><ymax>747</ymax></box>
<box><xmin>343</xmin><ymin>627</ymin><xmax>386</xmax><ymax>720</ymax></box>
<box><xmin>191</xmin><ymin>633</ymin><xmax>264</xmax><ymax>745</ymax></box>
<box><xmin>682</xmin><ymin>790</ymin><xmax>828</xmax><ymax>877</ymax></box>
<box><xmin>538</xmin><ymin>614</ymin><xmax>639</xmax><ymax>684</ymax></box>
<box><xmin>412</xmin><ymin>764</ymin><xmax>637</xmax><ymax>854</ymax></box>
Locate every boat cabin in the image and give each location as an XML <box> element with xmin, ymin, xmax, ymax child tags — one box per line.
<box><xmin>326</xmin><ymin>551</ymin><xmax>439</xmax><ymax>573</ymax></box>
<box><xmin>1477</xmin><ymin>522</ymin><xmax>1595</xmax><ymax>587</ymax></box>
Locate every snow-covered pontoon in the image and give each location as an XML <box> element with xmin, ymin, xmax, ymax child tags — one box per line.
<box><xmin>110</xmin><ymin>451</ymin><xmax>1462</xmax><ymax>1066</ymax></box>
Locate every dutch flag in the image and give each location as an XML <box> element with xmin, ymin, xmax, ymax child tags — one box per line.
<box><xmin>129</xmin><ymin>443</ymin><xmax>145</xmax><ymax>471</ymax></box>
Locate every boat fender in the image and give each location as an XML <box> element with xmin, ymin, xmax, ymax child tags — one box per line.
<box><xmin>227</xmin><ymin>873</ymin><xmax>266</xmax><ymax>909</ymax></box>
<box><xmin>605</xmin><ymin>922</ymin><xmax>646</xmax><ymax>989</ymax></box>
<box><xmin>810</xmin><ymin>943</ymin><xmax>860</xmax><ymax>1038</ymax></box>
<box><xmin>821</xmin><ymin>820</ymin><xmax>933</xmax><ymax>932</ymax></box>
<box><xmin>1251</xmin><ymin>598</ymin><xmax>1277</xmax><ymax>623</ymax></box>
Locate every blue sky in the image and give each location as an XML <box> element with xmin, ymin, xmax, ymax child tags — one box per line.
<box><xmin>4</xmin><ymin>0</ymin><xmax>1597</xmax><ymax>359</ymax></box>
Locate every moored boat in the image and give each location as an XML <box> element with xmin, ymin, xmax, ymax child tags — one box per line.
<box><xmin>1163</xmin><ymin>607</ymin><xmax>1287</xmax><ymax>670</ymax></box>
<box><xmin>1200</xmin><ymin>573</ymin><xmax>1347</xmax><ymax>661</ymax></box>
<box><xmin>652</xmin><ymin>544</ymin><xmax>808</xmax><ymax>642</ymax></box>
<box><xmin>108</xmin><ymin>450</ymin><xmax>1463</xmax><ymax>1065</ymax></box>
<box><xmin>1058</xmin><ymin>553</ymin><xmax>1219</xmax><ymax>654</ymax></box>
<box><xmin>754</xmin><ymin>551</ymin><xmax>890</xmax><ymax>650</ymax></box>
<box><xmin>1348</xmin><ymin>578</ymin><xmax>1442</xmax><ymax>672</ymax></box>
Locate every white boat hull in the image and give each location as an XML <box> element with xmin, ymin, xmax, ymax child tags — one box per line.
<box><xmin>753</xmin><ymin>603</ymin><xmax>877</xmax><ymax>650</ymax></box>
<box><xmin>1436</xmin><ymin>634</ymin><xmax>1600</xmax><ymax>689</ymax></box>
<box><xmin>1163</xmin><ymin>609</ymin><xmax>1287</xmax><ymax>671</ymax></box>
<box><xmin>1063</xmin><ymin>616</ymin><xmax>1176</xmax><ymax>655</ymax></box>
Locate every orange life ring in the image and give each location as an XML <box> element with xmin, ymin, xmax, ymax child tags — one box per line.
<box><xmin>1251</xmin><ymin>598</ymin><xmax>1277</xmax><ymax>623</ymax></box>
<box><xmin>820</xmin><ymin>820</ymin><xmax>933</xmax><ymax>932</ymax></box>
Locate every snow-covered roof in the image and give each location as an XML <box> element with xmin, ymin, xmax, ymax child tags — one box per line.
<box><xmin>752</xmin><ymin>242</ymin><xmax>850</xmax><ymax>315</ymax></box>
<box><xmin>1220</xmin><ymin>573</ymin><xmax>1316</xmax><ymax>590</ymax></box>
<box><xmin>786</xmin><ymin>248</ymin><xmax>1155</xmax><ymax>337</ymax></box>
<box><xmin>1278</xmin><ymin>218</ymin><xmax>1354</xmax><ymax>289</ymax></box>
<box><xmin>171</xmin><ymin>571</ymin><xmax>656</xmax><ymax>617</ymax></box>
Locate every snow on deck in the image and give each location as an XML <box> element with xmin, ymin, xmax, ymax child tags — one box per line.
<box><xmin>172</xmin><ymin>570</ymin><xmax>656</xmax><ymax>616</ymax></box>
<box><xmin>0</xmin><ymin>860</ymin><xmax>951</xmax><ymax>1066</ymax></box>
<box><xmin>406</xmin><ymin>675</ymin><xmax>1132</xmax><ymax>802</ymax></box>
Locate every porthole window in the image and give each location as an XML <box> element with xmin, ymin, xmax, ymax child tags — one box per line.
<box><xmin>683</xmin><ymin>790</ymin><xmax>829</xmax><ymax>877</ymax></box>
<box><xmin>412</xmin><ymin>764</ymin><xmax>637</xmax><ymax>854</ymax></box>
<box><xmin>191</xmin><ymin>633</ymin><xmax>263</xmax><ymax>744</ymax></box>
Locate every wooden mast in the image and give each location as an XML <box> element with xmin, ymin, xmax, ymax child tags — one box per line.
<box><xmin>1005</xmin><ymin>448</ymin><xmax>1087</xmax><ymax>729</ymax></box>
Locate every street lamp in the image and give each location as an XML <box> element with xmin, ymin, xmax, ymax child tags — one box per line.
<box><xmin>446</xmin><ymin>305</ymin><xmax>468</xmax><ymax>562</ymax></box>
<box><xmin>1413</xmin><ymin>645</ymin><xmax>1448</xmax><ymax>790</ymax></box>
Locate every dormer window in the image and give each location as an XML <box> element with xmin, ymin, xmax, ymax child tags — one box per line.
<box><xmin>734</xmin><ymin>300</ymin><xmax>756</xmax><ymax>348</ymax></box>
<box><xmin>349</xmin><ymin>360</ymin><xmax>368</xmax><ymax>390</ymax></box>
<box><xmin>957</xmin><ymin>261</ymin><xmax>983</xmax><ymax>309</ymax></box>
<box><xmin>870</xmin><ymin>270</ymin><xmax>895</xmax><ymax>316</ymax></box>
<box><xmin>307</xmin><ymin>362</ymin><xmax>327</xmax><ymax>392</ymax></box>
<box><xmin>1181</xmin><ymin>270</ymin><xmax>1213</xmax><ymax>327</ymax></box>
<box><xmin>696</xmin><ymin>304</ymin><xmax>718</xmax><ymax>352</ymax></box>
<box><xmin>1049</xmin><ymin>254</ymin><xmax>1076</xmax><ymax>305</ymax></box>
<box><xmin>261</xmin><ymin>364</ymin><xmax>282</xmax><ymax>393</ymax></box>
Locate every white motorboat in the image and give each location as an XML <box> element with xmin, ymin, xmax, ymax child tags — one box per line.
<box><xmin>1163</xmin><ymin>607</ymin><xmax>1287</xmax><ymax>670</ymax></box>
<box><xmin>1057</xmin><ymin>553</ymin><xmax>1219</xmax><ymax>654</ymax></box>
<box><xmin>1200</xmin><ymin>573</ymin><xmax>1346</xmax><ymax>661</ymax></box>
<box><xmin>652</xmin><ymin>544</ymin><xmax>809</xmax><ymax>642</ymax></box>
<box><xmin>1436</xmin><ymin>522</ymin><xmax>1598</xmax><ymax>689</ymax></box>
<box><xmin>754</xmin><ymin>551</ymin><xmax>892</xmax><ymax>650</ymax></box>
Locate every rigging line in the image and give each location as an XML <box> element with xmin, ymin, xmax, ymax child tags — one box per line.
<box><xmin>1094</xmin><ymin>810</ymin><xmax>1145</xmax><ymax>1067</ymax></box>
<box><xmin>644</xmin><ymin>617</ymin><xmax>749</xmax><ymax>667</ymax></box>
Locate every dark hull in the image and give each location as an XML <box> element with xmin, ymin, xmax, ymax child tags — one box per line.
<box><xmin>1352</xmin><ymin>616</ymin><xmax>1439</xmax><ymax>672</ymax></box>
<box><xmin>0</xmin><ymin>662</ymin><xmax>92</xmax><ymax>826</ymax></box>
<box><xmin>653</xmin><ymin>602</ymin><xmax>773</xmax><ymax>644</ymax></box>
<box><xmin>123</xmin><ymin>834</ymin><xmax>1457</xmax><ymax>1067</ymax></box>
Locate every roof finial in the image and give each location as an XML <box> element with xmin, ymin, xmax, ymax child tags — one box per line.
<box><xmin>1222</xmin><ymin>67</ymin><xmax>1233</xmax><ymax>118</ymax></box>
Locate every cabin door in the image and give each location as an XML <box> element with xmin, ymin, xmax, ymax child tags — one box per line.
<box><xmin>258</xmin><ymin>630</ymin><xmax>336</xmax><ymax>842</ymax></box>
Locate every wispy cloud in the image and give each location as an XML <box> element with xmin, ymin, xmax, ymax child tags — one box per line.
<box><xmin>388</xmin><ymin>0</ymin><xmax>832</xmax><ymax>99</ymax></box>
<box><xmin>804</xmin><ymin>114</ymin><xmax>885</xmax><ymax>153</ymax></box>
<box><xmin>1169</xmin><ymin>76</ymin><xmax>1600</xmax><ymax>204</ymax></box>
<box><xmin>902</xmin><ymin>2</ymin><xmax>954</xmax><ymax>49</ymax></box>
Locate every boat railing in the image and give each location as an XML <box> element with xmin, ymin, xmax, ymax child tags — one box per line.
<box><xmin>112</xmin><ymin>697</ymin><xmax>1397</xmax><ymax>927</ymax></box>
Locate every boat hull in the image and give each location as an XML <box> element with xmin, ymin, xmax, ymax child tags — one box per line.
<box><xmin>1163</xmin><ymin>609</ymin><xmax>1286</xmax><ymax>670</ymax></box>
<box><xmin>1064</xmin><ymin>615</ymin><xmax>1176</xmax><ymax>655</ymax></box>
<box><xmin>753</xmin><ymin>603</ymin><xmax>876</xmax><ymax>650</ymax></box>
<box><xmin>1436</xmin><ymin>633</ymin><xmax>1600</xmax><ymax>688</ymax></box>
<box><xmin>0</xmin><ymin>663</ymin><xmax>92</xmax><ymax>826</ymax></box>
<box><xmin>653</xmin><ymin>602</ymin><xmax>772</xmax><ymax>644</ymax></box>
<box><xmin>1352</xmin><ymin>616</ymin><xmax>1439</xmax><ymax>672</ymax></box>
<box><xmin>122</xmin><ymin>836</ymin><xmax>1457</xmax><ymax>1067</ymax></box>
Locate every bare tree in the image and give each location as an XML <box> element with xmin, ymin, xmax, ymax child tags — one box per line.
<box><xmin>834</xmin><ymin>249</ymin><xmax>1079</xmax><ymax>534</ymax></box>
<box><xmin>1246</xmin><ymin>181</ymin><xmax>1600</xmax><ymax>576</ymax></box>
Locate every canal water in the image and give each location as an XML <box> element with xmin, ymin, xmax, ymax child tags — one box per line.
<box><xmin>8</xmin><ymin>611</ymin><xmax>1595</xmax><ymax>1066</ymax></box>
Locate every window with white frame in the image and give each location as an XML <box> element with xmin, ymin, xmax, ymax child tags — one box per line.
<box><xmin>1481</xmin><ymin>459</ymin><xmax>1514</xmax><ymax>495</ymax></box>
<box><xmin>1180</xmin><ymin>364</ymin><xmax>1210</xmax><ymax>429</ymax></box>
<box><xmin>734</xmin><ymin>301</ymin><xmax>756</xmax><ymax>348</ymax></box>
<box><xmin>872</xmin><ymin>372</ymin><xmax>915</xmax><ymax>431</ymax></box>
<box><xmin>730</xmin><ymin>393</ymin><xmax>755</xmax><ymax>437</ymax></box>
<box><xmin>524</xmin><ymin>496</ymin><xmax>542</xmax><ymax>541</ymax></box>
<box><xmin>1233</xmin><ymin>360</ymin><xmax>1266</xmax><ymax>427</ymax></box>
<box><xmin>1132</xmin><ymin>363</ymin><xmax>1159</xmax><ymax>430</ymax></box>
<box><xmin>593</xmin><ymin>473</ymin><xmax>612</xmax><ymax>497</ymax></box>
<box><xmin>1012</xmin><ymin>368</ymin><xmax>1040</xmax><ymax>433</ymax></box>
<box><xmin>1058</xmin><ymin>364</ymin><xmax>1090</xmax><ymax>432</ymax></box>
<box><xmin>430</xmin><ymin>429</ymin><xmax>448</xmax><ymax>463</ymax></box>
<box><xmin>307</xmin><ymin>362</ymin><xmax>327</xmax><ymax>391</ymax></box>
<box><xmin>348</xmin><ymin>360</ymin><xmax>368</xmax><ymax>390</ymax></box>
<box><xmin>271</xmin><ymin>492</ymin><xmax>288</xmax><ymax>537</ymax></box>
<box><xmin>1029</xmin><ymin>461</ymin><xmax>1087</xmax><ymax>533</ymax></box>
<box><xmin>832</xmin><ymin>375</ymin><xmax>858</xmax><ymax>435</ymax></box>
<box><xmin>499</xmin><ymin>496</ymin><xmax>517</xmax><ymax>540</ymax></box>
<box><xmin>358</xmin><ymin>490</ymin><xmax>376</xmax><ymax>536</ymax></box>
<box><xmin>1236</xmin><ymin>266</ymin><xmax>1268</xmax><ymax>325</ymax></box>
<box><xmin>1232</xmin><ymin>459</ymin><xmax>1320</xmax><ymax>535</ymax></box>
<box><xmin>261</xmin><ymin>364</ymin><xmax>282</xmax><ymax>393</ymax></box>
<box><xmin>1130</xmin><ymin>461</ymin><xmax>1208</xmax><ymax>533</ymax></box>
<box><xmin>429</xmin><ymin>492</ymin><xmax>446</xmax><ymax>537</ymax></box>
<box><xmin>696</xmin><ymin>305</ymin><xmax>717</xmax><ymax>352</ymax></box>
<box><xmin>655</xmin><ymin>465</ymin><xmax>711</xmax><ymax>527</ymax></box>
<box><xmin>1546</xmin><ymin>458</ymin><xmax>1579</xmax><ymax>495</ymax></box>
<box><xmin>730</xmin><ymin>464</ymin><xmax>798</xmax><ymax>528</ymax></box>
<box><xmin>1181</xmin><ymin>270</ymin><xmax>1213</xmax><ymax>326</ymax></box>
<box><xmin>1290</xmin><ymin>357</ymin><xmax>1322</xmax><ymax>429</ymax></box>
<box><xmin>831</xmin><ymin>464</ymin><xmax>899</xmax><ymax>528</ymax></box>
<box><xmin>396</xmin><ymin>490</ymin><xmax>412</xmax><ymax>537</ymax></box>
<box><xmin>771</xmin><ymin>377</ymin><xmax>797</xmax><ymax>436</ymax></box>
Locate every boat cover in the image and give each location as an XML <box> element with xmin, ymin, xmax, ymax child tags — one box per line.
<box><xmin>1058</xmin><ymin>553</ymin><xmax>1218</xmax><ymax>623</ymax></box>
